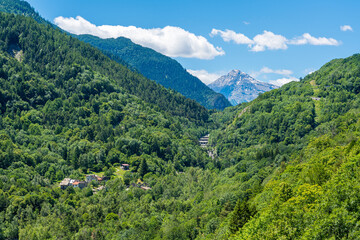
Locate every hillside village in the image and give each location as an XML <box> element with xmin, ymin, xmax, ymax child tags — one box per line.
<box><xmin>60</xmin><ymin>174</ymin><xmax>109</xmax><ymax>191</ymax></box>
<box><xmin>59</xmin><ymin>163</ymin><xmax>152</xmax><ymax>193</ymax></box>
<box><xmin>1</xmin><ymin>0</ymin><xmax>360</xmax><ymax>239</ymax></box>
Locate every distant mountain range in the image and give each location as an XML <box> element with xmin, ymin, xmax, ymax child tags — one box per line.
<box><xmin>208</xmin><ymin>70</ymin><xmax>278</xmax><ymax>105</ymax></box>
<box><xmin>75</xmin><ymin>35</ymin><xmax>231</xmax><ymax>110</ymax></box>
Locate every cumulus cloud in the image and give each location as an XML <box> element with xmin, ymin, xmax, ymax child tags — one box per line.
<box><xmin>251</xmin><ymin>67</ymin><xmax>293</xmax><ymax>78</ymax></box>
<box><xmin>289</xmin><ymin>33</ymin><xmax>340</xmax><ymax>46</ymax></box>
<box><xmin>269</xmin><ymin>77</ymin><xmax>299</xmax><ymax>86</ymax></box>
<box><xmin>252</xmin><ymin>31</ymin><xmax>288</xmax><ymax>51</ymax></box>
<box><xmin>250</xmin><ymin>67</ymin><xmax>298</xmax><ymax>86</ymax></box>
<box><xmin>260</xmin><ymin>67</ymin><xmax>293</xmax><ymax>76</ymax></box>
<box><xmin>340</xmin><ymin>25</ymin><xmax>353</xmax><ymax>32</ymax></box>
<box><xmin>187</xmin><ymin>69</ymin><xmax>222</xmax><ymax>85</ymax></box>
<box><xmin>54</xmin><ymin>16</ymin><xmax>224</xmax><ymax>59</ymax></box>
<box><xmin>210</xmin><ymin>29</ymin><xmax>253</xmax><ymax>44</ymax></box>
<box><xmin>211</xmin><ymin>29</ymin><xmax>340</xmax><ymax>51</ymax></box>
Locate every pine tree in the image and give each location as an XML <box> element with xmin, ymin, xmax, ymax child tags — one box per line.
<box><xmin>138</xmin><ymin>158</ymin><xmax>148</xmax><ymax>179</ymax></box>
<box><xmin>71</xmin><ymin>146</ymin><xmax>80</xmax><ymax>169</ymax></box>
<box><xmin>229</xmin><ymin>200</ymin><xmax>253</xmax><ymax>234</ymax></box>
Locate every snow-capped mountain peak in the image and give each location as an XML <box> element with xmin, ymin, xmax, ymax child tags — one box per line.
<box><xmin>208</xmin><ymin>70</ymin><xmax>278</xmax><ymax>105</ymax></box>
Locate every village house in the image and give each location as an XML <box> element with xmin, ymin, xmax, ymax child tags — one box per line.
<box><xmin>199</xmin><ymin>134</ymin><xmax>209</xmax><ymax>148</ymax></box>
<box><xmin>120</xmin><ymin>164</ymin><xmax>130</xmax><ymax>170</ymax></box>
<box><xmin>85</xmin><ymin>174</ymin><xmax>109</xmax><ymax>183</ymax></box>
<box><xmin>311</xmin><ymin>97</ymin><xmax>321</xmax><ymax>101</ymax></box>
<box><xmin>97</xmin><ymin>176</ymin><xmax>110</xmax><ymax>182</ymax></box>
<box><xmin>60</xmin><ymin>178</ymin><xmax>71</xmax><ymax>190</ymax></box>
<box><xmin>61</xmin><ymin>174</ymin><xmax>109</xmax><ymax>190</ymax></box>
<box><xmin>72</xmin><ymin>181</ymin><xmax>87</xmax><ymax>189</ymax></box>
<box><xmin>85</xmin><ymin>174</ymin><xmax>98</xmax><ymax>183</ymax></box>
<box><xmin>92</xmin><ymin>185</ymin><xmax>105</xmax><ymax>194</ymax></box>
<box><xmin>60</xmin><ymin>178</ymin><xmax>87</xmax><ymax>189</ymax></box>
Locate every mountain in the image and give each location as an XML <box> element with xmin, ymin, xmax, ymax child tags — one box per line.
<box><xmin>209</xmin><ymin>54</ymin><xmax>360</xmax><ymax>239</ymax></box>
<box><xmin>3</xmin><ymin>1</ymin><xmax>360</xmax><ymax>239</ymax></box>
<box><xmin>0</xmin><ymin>0</ymin><xmax>228</xmax><ymax>112</ymax></box>
<box><xmin>75</xmin><ymin>34</ymin><xmax>232</xmax><ymax>110</ymax></box>
<box><xmin>208</xmin><ymin>69</ymin><xmax>278</xmax><ymax>105</ymax></box>
<box><xmin>0</xmin><ymin>0</ymin><xmax>48</xmax><ymax>24</ymax></box>
<box><xmin>0</xmin><ymin>12</ymin><xmax>214</xmax><ymax>239</ymax></box>
<box><xmin>0</xmin><ymin>1</ymin><xmax>210</xmax><ymax>124</ymax></box>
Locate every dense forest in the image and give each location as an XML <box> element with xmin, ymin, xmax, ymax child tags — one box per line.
<box><xmin>1</xmin><ymin>0</ymin><xmax>360</xmax><ymax>239</ymax></box>
<box><xmin>0</xmin><ymin>12</ymin><xmax>214</xmax><ymax>239</ymax></box>
<box><xmin>209</xmin><ymin>54</ymin><xmax>360</xmax><ymax>239</ymax></box>
<box><xmin>75</xmin><ymin>35</ymin><xmax>231</xmax><ymax>110</ymax></box>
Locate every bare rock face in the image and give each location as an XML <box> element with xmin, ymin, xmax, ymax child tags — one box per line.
<box><xmin>208</xmin><ymin>70</ymin><xmax>278</xmax><ymax>105</ymax></box>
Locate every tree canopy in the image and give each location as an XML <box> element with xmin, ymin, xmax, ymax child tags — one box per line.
<box><xmin>1</xmin><ymin>1</ymin><xmax>360</xmax><ymax>239</ymax></box>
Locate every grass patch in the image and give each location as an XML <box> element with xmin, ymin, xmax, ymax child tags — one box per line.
<box><xmin>310</xmin><ymin>80</ymin><xmax>320</xmax><ymax>95</ymax></box>
<box><xmin>114</xmin><ymin>167</ymin><xmax>127</xmax><ymax>180</ymax></box>
<box><xmin>310</xmin><ymin>80</ymin><xmax>322</xmax><ymax>122</ymax></box>
<box><xmin>87</xmin><ymin>171</ymin><xmax>105</xmax><ymax>177</ymax></box>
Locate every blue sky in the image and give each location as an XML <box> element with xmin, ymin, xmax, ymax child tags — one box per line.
<box><xmin>26</xmin><ymin>0</ymin><xmax>360</xmax><ymax>85</ymax></box>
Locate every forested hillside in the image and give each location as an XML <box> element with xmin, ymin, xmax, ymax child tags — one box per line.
<box><xmin>1</xmin><ymin>0</ymin><xmax>360</xmax><ymax>239</ymax></box>
<box><xmin>0</xmin><ymin>3</ymin><xmax>209</xmax><ymax>125</ymax></box>
<box><xmin>207</xmin><ymin>54</ymin><xmax>360</xmax><ymax>239</ymax></box>
<box><xmin>75</xmin><ymin>35</ymin><xmax>232</xmax><ymax>110</ymax></box>
<box><xmin>0</xmin><ymin>0</ymin><xmax>47</xmax><ymax>24</ymax></box>
<box><xmin>0</xmin><ymin>12</ymin><xmax>215</xmax><ymax>239</ymax></box>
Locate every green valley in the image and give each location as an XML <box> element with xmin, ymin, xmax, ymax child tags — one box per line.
<box><xmin>0</xmin><ymin>0</ymin><xmax>360</xmax><ymax>239</ymax></box>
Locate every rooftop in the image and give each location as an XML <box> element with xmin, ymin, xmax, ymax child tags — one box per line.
<box><xmin>60</xmin><ymin>178</ymin><xmax>71</xmax><ymax>185</ymax></box>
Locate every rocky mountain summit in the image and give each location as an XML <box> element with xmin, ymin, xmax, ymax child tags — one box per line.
<box><xmin>208</xmin><ymin>70</ymin><xmax>278</xmax><ymax>105</ymax></box>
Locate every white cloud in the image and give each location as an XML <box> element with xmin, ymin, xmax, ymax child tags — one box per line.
<box><xmin>260</xmin><ymin>67</ymin><xmax>293</xmax><ymax>76</ymax></box>
<box><xmin>269</xmin><ymin>77</ymin><xmax>299</xmax><ymax>86</ymax></box>
<box><xmin>250</xmin><ymin>67</ymin><xmax>298</xmax><ymax>86</ymax></box>
<box><xmin>289</xmin><ymin>33</ymin><xmax>340</xmax><ymax>46</ymax></box>
<box><xmin>340</xmin><ymin>25</ymin><xmax>353</xmax><ymax>32</ymax></box>
<box><xmin>252</xmin><ymin>31</ymin><xmax>288</xmax><ymax>51</ymax></box>
<box><xmin>251</xmin><ymin>67</ymin><xmax>293</xmax><ymax>78</ymax></box>
<box><xmin>54</xmin><ymin>16</ymin><xmax>224</xmax><ymax>59</ymax></box>
<box><xmin>243</xmin><ymin>21</ymin><xmax>250</xmax><ymax>25</ymax></box>
<box><xmin>304</xmin><ymin>68</ymin><xmax>316</xmax><ymax>75</ymax></box>
<box><xmin>210</xmin><ymin>29</ymin><xmax>253</xmax><ymax>44</ymax></box>
<box><xmin>211</xmin><ymin>29</ymin><xmax>340</xmax><ymax>51</ymax></box>
<box><xmin>187</xmin><ymin>69</ymin><xmax>222</xmax><ymax>85</ymax></box>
